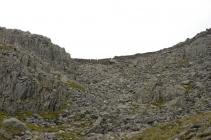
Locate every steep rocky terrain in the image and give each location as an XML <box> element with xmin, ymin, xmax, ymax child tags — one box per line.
<box><xmin>0</xmin><ymin>27</ymin><xmax>210</xmax><ymax>140</ymax></box>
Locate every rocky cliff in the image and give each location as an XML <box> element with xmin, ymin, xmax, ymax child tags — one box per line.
<box><xmin>0</xmin><ymin>27</ymin><xmax>210</xmax><ymax>140</ymax></box>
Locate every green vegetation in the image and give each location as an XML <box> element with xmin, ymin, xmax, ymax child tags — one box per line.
<box><xmin>25</xmin><ymin>111</ymin><xmax>92</xmax><ymax>139</ymax></box>
<box><xmin>0</xmin><ymin>112</ymin><xmax>8</xmax><ymax>122</ymax></box>
<box><xmin>151</xmin><ymin>97</ymin><xmax>165</xmax><ymax>108</ymax></box>
<box><xmin>26</xmin><ymin>119</ymin><xmax>88</xmax><ymax>140</ymax></box>
<box><xmin>179</xmin><ymin>58</ymin><xmax>189</xmax><ymax>66</ymax></box>
<box><xmin>131</xmin><ymin>103</ymin><xmax>140</xmax><ymax>114</ymax></box>
<box><xmin>0</xmin><ymin>44</ymin><xmax>15</xmax><ymax>51</ymax></box>
<box><xmin>39</xmin><ymin>112</ymin><xmax>60</xmax><ymax>120</ymax></box>
<box><xmin>27</xmin><ymin>123</ymin><xmax>58</xmax><ymax>132</ymax></box>
<box><xmin>125</xmin><ymin>112</ymin><xmax>211</xmax><ymax>140</ymax></box>
<box><xmin>183</xmin><ymin>84</ymin><xmax>193</xmax><ymax>93</ymax></box>
<box><xmin>14</xmin><ymin>111</ymin><xmax>33</xmax><ymax>121</ymax></box>
<box><xmin>0</xmin><ymin>112</ymin><xmax>8</xmax><ymax>129</ymax></box>
<box><xmin>65</xmin><ymin>80</ymin><xmax>85</xmax><ymax>91</ymax></box>
<box><xmin>0</xmin><ymin>114</ymin><xmax>27</xmax><ymax>138</ymax></box>
<box><xmin>56</xmin><ymin>132</ymin><xmax>83</xmax><ymax>140</ymax></box>
<box><xmin>2</xmin><ymin>124</ymin><xmax>23</xmax><ymax>136</ymax></box>
<box><xmin>23</xmin><ymin>113</ymin><xmax>95</xmax><ymax>139</ymax></box>
<box><xmin>38</xmin><ymin>100</ymin><xmax>71</xmax><ymax>120</ymax></box>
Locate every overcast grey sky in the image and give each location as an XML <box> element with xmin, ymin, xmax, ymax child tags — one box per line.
<box><xmin>0</xmin><ymin>0</ymin><xmax>211</xmax><ymax>59</ymax></box>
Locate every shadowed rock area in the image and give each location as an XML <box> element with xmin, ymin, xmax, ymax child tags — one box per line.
<box><xmin>0</xmin><ymin>27</ymin><xmax>210</xmax><ymax>140</ymax></box>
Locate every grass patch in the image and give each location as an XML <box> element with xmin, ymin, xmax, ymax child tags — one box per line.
<box><xmin>27</xmin><ymin>123</ymin><xmax>58</xmax><ymax>132</ymax></box>
<box><xmin>183</xmin><ymin>84</ymin><xmax>193</xmax><ymax>93</ymax></box>
<box><xmin>179</xmin><ymin>58</ymin><xmax>189</xmax><ymax>66</ymax></box>
<box><xmin>151</xmin><ymin>97</ymin><xmax>165</xmax><ymax>107</ymax></box>
<box><xmin>65</xmin><ymin>80</ymin><xmax>85</xmax><ymax>91</ymax></box>
<box><xmin>14</xmin><ymin>111</ymin><xmax>33</xmax><ymax>121</ymax></box>
<box><xmin>0</xmin><ymin>44</ymin><xmax>15</xmax><ymax>51</ymax></box>
<box><xmin>0</xmin><ymin>112</ymin><xmax>8</xmax><ymax>122</ymax></box>
<box><xmin>56</xmin><ymin>132</ymin><xmax>83</xmax><ymax>140</ymax></box>
<box><xmin>0</xmin><ymin>111</ymin><xmax>91</xmax><ymax>140</ymax></box>
<box><xmin>125</xmin><ymin>112</ymin><xmax>211</xmax><ymax>140</ymax></box>
<box><xmin>27</xmin><ymin>122</ymin><xmax>84</xmax><ymax>140</ymax></box>
<box><xmin>39</xmin><ymin>112</ymin><xmax>60</xmax><ymax>120</ymax></box>
<box><xmin>131</xmin><ymin>103</ymin><xmax>140</xmax><ymax>114</ymax></box>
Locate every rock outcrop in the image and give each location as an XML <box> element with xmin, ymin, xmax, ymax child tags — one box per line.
<box><xmin>0</xmin><ymin>118</ymin><xmax>28</xmax><ymax>139</ymax></box>
<box><xmin>0</xmin><ymin>27</ymin><xmax>210</xmax><ymax>140</ymax></box>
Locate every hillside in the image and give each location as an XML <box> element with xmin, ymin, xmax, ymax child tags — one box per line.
<box><xmin>0</xmin><ymin>27</ymin><xmax>210</xmax><ymax>140</ymax></box>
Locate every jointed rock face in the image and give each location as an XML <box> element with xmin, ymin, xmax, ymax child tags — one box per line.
<box><xmin>0</xmin><ymin>27</ymin><xmax>210</xmax><ymax>140</ymax></box>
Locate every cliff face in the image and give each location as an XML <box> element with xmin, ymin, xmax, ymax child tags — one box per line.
<box><xmin>0</xmin><ymin>27</ymin><xmax>210</xmax><ymax>140</ymax></box>
<box><xmin>0</xmin><ymin>27</ymin><xmax>81</xmax><ymax>113</ymax></box>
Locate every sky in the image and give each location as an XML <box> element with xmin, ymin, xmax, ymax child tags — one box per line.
<box><xmin>0</xmin><ymin>0</ymin><xmax>211</xmax><ymax>59</ymax></box>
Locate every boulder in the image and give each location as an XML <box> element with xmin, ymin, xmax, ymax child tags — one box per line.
<box><xmin>0</xmin><ymin>118</ymin><xmax>28</xmax><ymax>139</ymax></box>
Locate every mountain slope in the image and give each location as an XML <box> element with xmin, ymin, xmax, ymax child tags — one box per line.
<box><xmin>0</xmin><ymin>27</ymin><xmax>210</xmax><ymax>140</ymax></box>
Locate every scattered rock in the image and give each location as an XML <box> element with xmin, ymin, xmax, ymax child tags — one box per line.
<box><xmin>0</xmin><ymin>27</ymin><xmax>211</xmax><ymax>139</ymax></box>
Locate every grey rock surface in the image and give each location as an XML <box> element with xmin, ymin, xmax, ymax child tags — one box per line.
<box><xmin>0</xmin><ymin>27</ymin><xmax>211</xmax><ymax>139</ymax></box>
